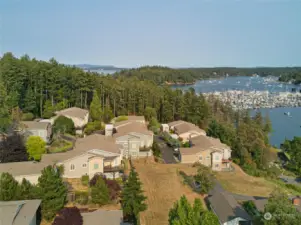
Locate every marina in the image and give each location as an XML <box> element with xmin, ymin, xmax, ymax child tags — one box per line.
<box><xmin>173</xmin><ymin>76</ymin><xmax>301</xmax><ymax>147</ymax></box>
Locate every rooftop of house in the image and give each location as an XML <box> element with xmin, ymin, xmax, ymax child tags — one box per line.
<box><xmin>179</xmin><ymin>135</ymin><xmax>230</xmax><ymax>155</ymax></box>
<box><xmin>114</xmin><ymin>121</ymin><xmax>152</xmax><ymax>138</ymax></box>
<box><xmin>174</xmin><ymin>122</ymin><xmax>206</xmax><ymax>135</ymax></box>
<box><xmin>55</xmin><ymin>107</ymin><xmax>89</xmax><ymax>120</ymax></box>
<box><xmin>114</xmin><ymin>115</ymin><xmax>145</xmax><ymax>127</ymax></box>
<box><xmin>167</xmin><ymin>120</ymin><xmax>185</xmax><ymax>127</ymax></box>
<box><xmin>81</xmin><ymin>209</ymin><xmax>130</xmax><ymax>225</ymax></box>
<box><xmin>21</xmin><ymin>121</ymin><xmax>51</xmax><ymax>130</ymax></box>
<box><xmin>207</xmin><ymin>191</ymin><xmax>251</xmax><ymax>224</ymax></box>
<box><xmin>0</xmin><ymin>134</ymin><xmax>122</xmax><ymax>176</ymax></box>
<box><xmin>0</xmin><ymin>199</ymin><xmax>41</xmax><ymax>225</ymax></box>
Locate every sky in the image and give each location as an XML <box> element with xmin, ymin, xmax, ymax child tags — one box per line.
<box><xmin>0</xmin><ymin>0</ymin><xmax>300</xmax><ymax>68</ymax></box>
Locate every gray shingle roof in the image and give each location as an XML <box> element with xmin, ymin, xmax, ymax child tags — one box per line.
<box><xmin>82</xmin><ymin>210</ymin><xmax>130</xmax><ymax>225</ymax></box>
<box><xmin>0</xmin><ymin>199</ymin><xmax>41</xmax><ymax>225</ymax></box>
<box><xmin>208</xmin><ymin>191</ymin><xmax>251</xmax><ymax>224</ymax></box>
<box><xmin>21</xmin><ymin>121</ymin><xmax>50</xmax><ymax>130</ymax></box>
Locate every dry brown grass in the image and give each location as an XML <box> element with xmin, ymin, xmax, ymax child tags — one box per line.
<box><xmin>216</xmin><ymin>163</ymin><xmax>276</xmax><ymax>197</ymax></box>
<box><xmin>132</xmin><ymin>158</ymin><xmax>206</xmax><ymax>225</ymax></box>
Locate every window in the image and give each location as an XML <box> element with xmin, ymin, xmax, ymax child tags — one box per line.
<box><xmin>82</xmin><ymin>163</ymin><xmax>87</xmax><ymax>168</ymax></box>
<box><xmin>215</xmin><ymin>155</ymin><xmax>219</xmax><ymax>160</ymax></box>
<box><xmin>70</xmin><ymin>164</ymin><xmax>75</xmax><ymax>171</ymax></box>
<box><xmin>199</xmin><ymin>156</ymin><xmax>203</xmax><ymax>161</ymax></box>
<box><xmin>94</xmin><ymin>163</ymin><xmax>99</xmax><ymax>170</ymax></box>
<box><xmin>206</xmin><ymin>156</ymin><xmax>210</xmax><ymax>160</ymax></box>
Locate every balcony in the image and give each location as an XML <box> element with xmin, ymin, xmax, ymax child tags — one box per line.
<box><xmin>103</xmin><ymin>165</ymin><xmax>122</xmax><ymax>173</ymax></box>
<box><xmin>222</xmin><ymin>158</ymin><xmax>231</xmax><ymax>163</ymax></box>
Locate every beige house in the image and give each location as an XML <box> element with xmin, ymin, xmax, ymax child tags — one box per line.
<box><xmin>168</xmin><ymin>120</ymin><xmax>206</xmax><ymax>142</ymax></box>
<box><xmin>179</xmin><ymin>135</ymin><xmax>232</xmax><ymax>171</ymax></box>
<box><xmin>0</xmin><ymin>134</ymin><xmax>123</xmax><ymax>184</ymax></box>
<box><xmin>21</xmin><ymin>121</ymin><xmax>52</xmax><ymax>143</ymax></box>
<box><xmin>106</xmin><ymin>120</ymin><xmax>153</xmax><ymax>158</ymax></box>
<box><xmin>55</xmin><ymin>107</ymin><xmax>89</xmax><ymax>134</ymax></box>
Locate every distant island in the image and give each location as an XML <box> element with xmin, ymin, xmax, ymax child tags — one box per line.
<box><xmin>75</xmin><ymin>64</ymin><xmax>126</xmax><ymax>71</ymax></box>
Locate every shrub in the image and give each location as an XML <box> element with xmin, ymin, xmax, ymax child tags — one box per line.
<box><xmin>285</xmin><ymin>184</ymin><xmax>301</xmax><ymax>193</ymax></box>
<box><xmin>26</xmin><ymin>136</ymin><xmax>46</xmax><ymax>161</ymax></box>
<box><xmin>89</xmin><ymin>174</ymin><xmax>121</xmax><ymax>200</ymax></box>
<box><xmin>48</xmin><ymin>139</ymin><xmax>73</xmax><ymax>153</ymax></box>
<box><xmin>91</xmin><ymin>177</ymin><xmax>110</xmax><ymax>206</ymax></box>
<box><xmin>75</xmin><ymin>191</ymin><xmax>89</xmax><ymax>205</ymax></box>
<box><xmin>22</xmin><ymin>112</ymin><xmax>34</xmax><ymax>121</ymax></box>
<box><xmin>81</xmin><ymin>175</ymin><xmax>89</xmax><ymax>186</ymax></box>
<box><xmin>115</xmin><ymin>115</ymin><xmax>128</xmax><ymax>122</ymax></box>
<box><xmin>52</xmin><ymin>207</ymin><xmax>83</xmax><ymax>225</ymax></box>
<box><xmin>84</xmin><ymin>121</ymin><xmax>103</xmax><ymax>135</ymax></box>
<box><xmin>53</xmin><ymin>116</ymin><xmax>75</xmax><ymax>135</ymax></box>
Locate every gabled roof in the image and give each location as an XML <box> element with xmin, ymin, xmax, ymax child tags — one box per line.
<box><xmin>21</xmin><ymin>121</ymin><xmax>50</xmax><ymax>130</ymax></box>
<box><xmin>168</xmin><ymin>120</ymin><xmax>185</xmax><ymax>127</ymax></box>
<box><xmin>56</xmin><ymin>107</ymin><xmax>89</xmax><ymax>120</ymax></box>
<box><xmin>0</xmin><ymin>199</ymin><xmax>41</xmax><ymax>225</ymax></box>
<box><xmin>82</xmin><ymin>210</ymin><xmax>130</xmax><ymax>225</ymax></box>
<box><xmin>174</xmin><ymin>123</ymin><xmax>206</xmax><ymax>135</ymax></box>
<box><xmin>208</xmin><ymin>191</ymin><xmax>251</xmax><ymax>224</ymax></box>
<box><xmin>114</xmin><ymin>122</ymin><xmax>152</xmax><ymax>138</ymax></box>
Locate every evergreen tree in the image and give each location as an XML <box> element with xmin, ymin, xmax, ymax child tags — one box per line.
<box><xmin>38</xmin><ymin>165</ymin><xmax>67</xmax><ymax>221</ymax></box>
<box><xmin>26</xmin><ymin>136</ymin><xmax>46</xmax><ymax>161</ymax></box>
<box><xmin>0</xmin><ymin>79</ymin><xmax>11</xmax><ymax>132</ymax></box>
<box><xmin>23</xmin><ymin>87</ymin><xmax>37</xmax><ymax>114</ymax></box>
<box><xmin>90</xmin><ymin>90</ymin><xmax>102</xmax><ymax>121</ymax></box>
<box><xmin>144</xmin><ymin>107</ymin><xmax>157</xmax><ymax>121</ymax></box>
<box><xmin>103</xmin><ymin>104</ymin><xmax>114</xmax><ymax>123</ymax></box>
<box><xmin>19</xmin><ymin>178</ymin><xmax>35</xmax><ymax>200</ymax></box>
<box><xmin>200</xmin><ymin>211</ymin><xmax>219</xmax><ymax>225</ymax></box>
<box><xmin>121</xmin><ymin>168</ymin><xmax>147</xmax><ymax>225</ymax></box>
<box><xmin>168</xmin><ymin>196</ymin><xmax>204</xmax><ymax>225</ymax></box>
<box><xmin>91</xmin><ymin>176</ymin><xmax>110</xmax><ymax>206</ymax></box>
<box><xmin>0</xmin><ymin>172</ymin><xmax>18</xmax><ymax>201</ymax></box>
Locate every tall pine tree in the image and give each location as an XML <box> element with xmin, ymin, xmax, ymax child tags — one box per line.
<box><xmin>91</xmin><ymin>176</ymin><xmax>110</xmax><ymax>206</ymax></box>
<box><xmin>121</xmin><ymin>168</ymin><xmax>147</xmax><ymax>225</ymax></box>
<box><xmin>38</xmin><ymin>165</ymin><xmax>67</xmax><ymax>221</ymax></box>
<box><xmin>0</xmin><ymin>172</ymin><xmax>18</xmax><ymax>201</ymax></box>
<box><xmin>90</xmin><ymin>90</ymin><xmax>102</xmax><ymax>121</ymax></box>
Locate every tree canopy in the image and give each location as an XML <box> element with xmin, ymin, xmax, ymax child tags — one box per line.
<box><xmin>121</xmin><ymin>168</ymin><xmax>147</xmax><ymax>225</ymax></box>
<box><xmin>38</xmin><ymin>165</ymin><xmax>67</xmax><ymax>221</ymax></box>
<box><xmin>90</xmin><ymin>90</ymin><xmax>102</xmax><ymax>121</ymax></box>
<box><xmin>26</xmin><ymin>136</ymin><xmax>46</xmax><ymax>161</ymax></box>
<box><xmin>0</xmin><ymin>172</ymin><xmax>19</xmax><ymax>201</ymax></box>
<box><xmin>52</xmin><ymin>207</ymin><xmax>83</xmax><ymax>225</ymax></box>
<box><xmin>53</xmin><ymin>116</ymin><xmax>75</xmax><ymax>135</ymax></box>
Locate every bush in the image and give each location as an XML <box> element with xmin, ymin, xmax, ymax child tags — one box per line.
<box><xmin>53</xmin><ymin>116</ymin><xmax>75</xmax><ymax>135</ymax></box>
<box><xmin>48</xmin><ymin>139</ymin><xmax>73</xmax><ymax>153</ymax></box>
<box><xmin>22</xmin><ymin>112</ymin><xmax>34</xmax><ymax>121</ymax></box>
<box><xmin>285</xmin><ymin>184</ymin><xmax>301</xmax><ymax>193</ymax></box>
<box><xmin>26</xmin><ymin>136</ymin><xmax>46</xmax><ymax>161</ymax></box>
<box><xmin>81</xmin><ymin>175</ymin><xmax>89</xmax><ymax>186</ymax></box>
<box><xmin>75</xmin><ymin>191</ymin><xmax>89</xmax><ymax>205</ymax></box>
<box><xmin>115</xmin><ymin>115</ymin><xmax>128</xmax><ymax>122</ymax></box>
<box><xmin>84</xmin><ymin>121</ymin><xmax>103</xmax><ymax>135</ymax></box>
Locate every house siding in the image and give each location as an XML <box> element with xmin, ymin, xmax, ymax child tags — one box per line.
<box><xmin>59</xmin><ymin>153</ymin><xmax>92</xmax><ymax>178</ymax></box>
<box><xmin>29</xmin><ymin>212</ymin><xmax>37</xmax><ymax>225</ymax></box>
<box><xmin>15</xmin><ymin>174</ymin><xmax>41</xmax><ymax>185</ymax></box>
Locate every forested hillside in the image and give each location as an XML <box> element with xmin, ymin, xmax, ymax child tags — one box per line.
<box><xmin>0</xmin><ymin>53</ymin><xmax>272</xmax><ymax>174</ymax></box>
<box><xmin>278</xmin><ymin>70</ymin><xmax>301</xmax><ymax>85</ymax></box>
<box><xmin>115</xmin><ymin>66</ymin><xmax>301</xmax><ymax>85</ymax></box>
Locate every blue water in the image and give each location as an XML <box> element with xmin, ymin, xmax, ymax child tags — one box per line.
<box><xmin>175</xmin><ymin>76</ymin><xmax>300</xmax><ymax>93</ymax></box>
<box><xmin>173</xmin><ymin>76</ymin><xmax>301</xmax><ymax>147</ymax></box>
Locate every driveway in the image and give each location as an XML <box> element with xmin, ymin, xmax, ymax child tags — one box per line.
<box><xmin>279</xmin><ymin>175</ymin><xmax>301</xmax><ymax>185</ymax></box>
<box><xmin>154</xmin><ymin>136</ymin><xmax>177</xmax><ymax>164</ymax></box>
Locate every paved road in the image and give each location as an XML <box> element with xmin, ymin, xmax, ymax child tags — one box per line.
<box><xmin>154</xmin><ymin>136</ymin><xmax>177</xmax><ymax>164</ymax></box>
<box><xmin>279</xmin><ymin>175</ymin><xmax>301</xmax><ymax>185</ymax></box>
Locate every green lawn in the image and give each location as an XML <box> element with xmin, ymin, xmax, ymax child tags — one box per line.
<box><xmin>48</xmin><ymin>139</ymin><xmax>73</xmax><ymax>153</ymax></box>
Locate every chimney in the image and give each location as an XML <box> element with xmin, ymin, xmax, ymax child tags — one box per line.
<box><xmin>292</xmin><ymin>196</ymin><xmax>301</xmax><ymax>206</ymax></box>
<box><xmin>105</xmin><ymin>124</ymin><xmax>114</xmax><ymax>137</ymax></box>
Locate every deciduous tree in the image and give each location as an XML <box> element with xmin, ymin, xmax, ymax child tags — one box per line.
<box><xmin>52</xmin><ymin>207</ymin><xmax>83</xmax><ymax>225</ymax></box>
<box><xmin>53</xmin><ymin>116</ymin><xmax>75</xmax><ymax>135</ymax></box>
<box><xmin>26</xmin><ymin>136</ymin><xmax>46</xmax><ymax>161</ymax></box>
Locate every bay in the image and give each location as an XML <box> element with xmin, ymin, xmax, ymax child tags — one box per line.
<box><xmin>172</xmin><ymin>76</ymin><xmax>301</xmax><ymax>147</ymax></box>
